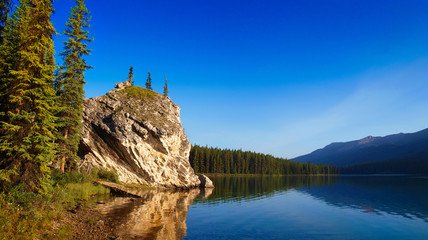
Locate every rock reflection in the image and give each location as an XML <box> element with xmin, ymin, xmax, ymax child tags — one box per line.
<box><xmin>199</xmin><ymin>187</ymin><xmax>214</xmax><ymax>199</ymax></box>
<box><xmin>98</xmin><ymin>188</ymin><xmax>209</xmax><ymax>239</ymax></box>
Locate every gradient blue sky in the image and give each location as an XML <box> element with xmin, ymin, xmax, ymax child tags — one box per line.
<box><xmin>51</xmin><ymin>0</ymin><xmax>428</xmax><ymax>158</ymax></box>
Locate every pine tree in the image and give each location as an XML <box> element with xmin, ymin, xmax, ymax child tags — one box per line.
<box><xmin>128</xmin><ymin>65</ymin><xmax>134</xmax><ymax>86</ymax></box>
<box><xmin>0</xmin><ymin>0</ymin><xmax>57</xmax><ymax>193</ymax></box>
<box><xmin>0</xmin><ymin>0</ymin><xmax>12</xmax><ymax>116</ymax></box>
<box><xmin>163</xmin><ymin>75</ymin><xmax>168</xmax><ymax>97</ymax></box>
<box><xmin>55</xmin><ymin>0</ymin><xmax>92</xmax><ymax>174</ymax></box>
<box><xmin>0</xmin><ymin>0</ymin><xmax>12</xmax><ymax>44</ymax></box>
<box><xmin>145</xmin><ymin>71</ymin><xmax>152</xmax><ymax>90</ymax></box>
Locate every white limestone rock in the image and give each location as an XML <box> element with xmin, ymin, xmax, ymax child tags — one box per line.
<box><xmin>78</xmin><ymin>84</ymin><xmax>209</xmax><ymax>188</ymax></box>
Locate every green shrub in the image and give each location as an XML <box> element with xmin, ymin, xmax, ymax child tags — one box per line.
<box><xmin>51</xmin><ymin>169</ymin><xmax>90</xmax><ymax>187</ymax></box>
<box><xmin>0</xmin><ymin>185</ymin><xmax>61</xmax><ymax>240</ymax></box>
<box><xmin>94</xmin><ymin>168</ymin><xmax>119</xmax><ymax>183</ymax></box>
<box><xmin>60</xmin><ymin>182</ymin><xmax>109</xmax><ymax>208</ymax></box>
<box><xmin>0</xmin><ymin>169</ymin><xmax>111</xmax><ymax>239</ymax></box>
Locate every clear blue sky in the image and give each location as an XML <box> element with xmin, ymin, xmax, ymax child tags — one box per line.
<box><xmin>51</xmin><ymin>0</ymin><xmax>428</xmax><ymax>158</ymax></box>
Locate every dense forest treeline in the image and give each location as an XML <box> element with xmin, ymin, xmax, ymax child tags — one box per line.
<box><xmin>190</xmin><ymin>145</ymin><xmax>339</xmax><ymax>175</ymax></box>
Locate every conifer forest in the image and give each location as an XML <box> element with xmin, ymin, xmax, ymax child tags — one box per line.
<box><xmin>190</xmin><ymin>145</ymin><xmax>339</xmax><ymax>175</ymax></box>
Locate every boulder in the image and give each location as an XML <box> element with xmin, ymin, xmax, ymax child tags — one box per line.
<box><xmin>198</xmin><ymin>174</ymin><xmax>214</xmax><ymax>188</ymax></box>
<box><xmin>114</xmin><ymin>79</ymin><xmax>132</xmax><ymax>90</ymax></box>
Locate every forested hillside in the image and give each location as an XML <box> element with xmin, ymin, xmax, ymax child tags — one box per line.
<box><xmin>190</xmin><ymin>145</ymin><xmax>339</xmax><ymax>175</ymax></box>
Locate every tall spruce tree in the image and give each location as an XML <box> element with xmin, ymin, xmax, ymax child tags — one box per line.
<box><xmin>145</xmin><ymin>71</ymin><xmax>152</xmax><ymax>90</ymax></box>
<box><xmin>163</xmin><ymin>75</ymin><xmax>168</xmax><ymax>97</ymax></box>
<box><xmin>0</xmin><ymin>0</ymin><xmax>12</xmax><ymax>44</ymax></box>
<box><xmin>0</xmin><ymin>0</ymin><xmax>11</xmax><ymax>116</ymax></box>
<box><xmin>0</xmin><ymin>0</ymin><xmax>57</xmax><ymax>192</ymax></box>
<box><xmin>55</xmin><ymin>0</ymin><xmax>92</xmax><ymax>174</ymax></box>
<box><xmin>128</xmin><ymin>65</ymin><xmax>134</xmax><ymax>86</ymax></box>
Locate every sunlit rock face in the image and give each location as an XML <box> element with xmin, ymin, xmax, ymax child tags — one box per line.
<box><xmin>78</xmin><ymin>82</ymin><xmax>203</xmax><ymax>188</ymax></box>
<box><xmin>97</xmin><ymin>188</ymin><xmax>206</xmax><ymax>239</ymax></box>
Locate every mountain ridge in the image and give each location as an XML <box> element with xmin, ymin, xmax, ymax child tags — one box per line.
<box><xmin>292</xmin><ymin>128</ymin><xmax>428</xmax><ymax>170</ymax></box>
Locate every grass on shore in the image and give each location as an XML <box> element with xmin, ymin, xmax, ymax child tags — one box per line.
<box><xmin>0</xmin><ymin>168</ymin><xmax>117</xmax><ymax>240</ymax></box>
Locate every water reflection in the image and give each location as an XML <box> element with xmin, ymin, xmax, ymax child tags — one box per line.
<box><xmin>99</xmin><ymin>176</ymin><xmax>428</xmax><ymax>239</ymax></box>
<box><xmin>98</xmin><ymin>188</ymin><xmax>210</xmax><ymax>239</ymax></box>
<box><xmin>299</xmin><ymin>176</ymin><xmax>428</xmax><ymax>222</ymax></box>
<box><xmin>195</xmin><ymin>175</ymin><xmax>338</xmax><ymax>205</ymax></box>
<box><xmin>199</xmin><ymin>175</ymin><xmax>428</xmax><ymax>221</ymax></box>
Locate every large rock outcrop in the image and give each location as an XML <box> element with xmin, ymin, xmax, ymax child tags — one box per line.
<box><xmin>78</xmin><ymin>82</ymin><xmax>204</xmax><ymax>188</ymax></box>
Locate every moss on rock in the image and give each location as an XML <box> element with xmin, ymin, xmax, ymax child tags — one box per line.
<box><xmin>118</xmin><ymin>86</ymin><xmax>157</xmax><ymax>99</ymax></box>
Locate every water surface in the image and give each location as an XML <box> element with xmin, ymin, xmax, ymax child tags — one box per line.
<box><xmin>99</xmin><ymin>175</ymin><xmax>428</xmax><ymax>239</ymax></box>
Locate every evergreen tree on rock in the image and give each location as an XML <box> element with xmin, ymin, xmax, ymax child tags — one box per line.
<box><xmin>0</xmin><ymin>0</ymin><xmax>57</xmax><ymax>193</ymax></box>
<box><xmin>55</xmin><ymin>0</ymin><xmax>92</xmax><ymax>174</ymax></box>
<box><xmin>163</xmin><ymin>75</ymin><xmax>168</xmax><ymax>97</ymax></box>
<box><xmin>146</xmin><ymin>71</ymin><xmax>152</xmax><ymax>90</ymax></box>
<box><xmin>128</xmin><ymin>65</ymin><xmax>134</xmax><ymax>86</ymax></box>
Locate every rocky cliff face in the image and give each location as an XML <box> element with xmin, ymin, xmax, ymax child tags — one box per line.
<box><xmin>78</xmin><ymin>81</ymin><xmax>204</xmax><ymax>188</ymax></box>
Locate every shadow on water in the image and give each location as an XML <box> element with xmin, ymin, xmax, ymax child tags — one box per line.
<box><xmin>97</xmin><ymin>188</ymin><xmax>213</xmax><ymax>240</ymax></box>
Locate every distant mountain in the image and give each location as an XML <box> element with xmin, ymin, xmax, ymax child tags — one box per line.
<box><xmin>292</xmin><ymin>128</ymin><xmax>428</xmax><ymax>172</ymax></box>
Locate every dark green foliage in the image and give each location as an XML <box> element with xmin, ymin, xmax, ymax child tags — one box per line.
<box><xmin>0</xmin><ymin>171</ymin><xmax>109</xmax><ymax>239</ymax></box>
<box><xmin>0</xmin><ymin>0</ymin><xmax>58</xmax><ymax>193</ymax></box>
<box><xmin>0</xmin><ymin>185</ymin><xmax>55</xmax><ymax>239</ymax></box>
<box><xmin>163</xmin><ymin>75</ymin><xmax>168</xmax><ymax>97</ymax></box>
<box><xmin>94</xmin><ymin>168</ymin><xmax>119</xmax><ymax>183</ymax></box>
<box><xmin>0</xmin><ymin>0</ymin><xmax>12</xmax><ymax>44</ymax></box>
<box><xmin>51</xmin><ymin>168</ymin><xmax>89</xmax><ymax>187</ymax></box>
<box><xmin>190</xmin><ymin>145</ymin><xmax>339</xmax><ymax>175</ymax></box>
<box><xmin>54</xmin><ymin>0</ymin><xmax>92</xmax><ymax>173</ymax></box>
<box><xmin>145</xmin><ymin>71</ymin><xmax>152</xmax><ymax>90</ymax></box>
<box><xmin>128</xmin><ymin>65</ymin><xmax>134</xmax><ymax>86</ymax></box>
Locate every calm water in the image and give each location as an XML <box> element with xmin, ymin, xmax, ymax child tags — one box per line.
<box><xmin>98</xmin><ymin>176</ymin><xmax>428</xmax><ymax>239</ymax></box>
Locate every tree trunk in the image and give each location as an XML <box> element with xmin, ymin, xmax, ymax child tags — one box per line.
<box><xmin>60</xmin><ymin>156</ymin><xmax>65</xmax><ymax>174</ymax></box>
<box><xmin>61</xmin><ymin>129</ymin><xmax>69</xmax><ymax>174</ymax></box>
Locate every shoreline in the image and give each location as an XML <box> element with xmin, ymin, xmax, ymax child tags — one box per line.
<box><xmin>57</xmin><ymin>200</ymin><xmax>117</xmax><ymax>240</ymax></box>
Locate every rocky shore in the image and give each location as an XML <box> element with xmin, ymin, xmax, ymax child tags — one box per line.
<box><xmin>44</xmin><ymin>196</ymin><xmax>116</xmax><ymax>240</ymax></box>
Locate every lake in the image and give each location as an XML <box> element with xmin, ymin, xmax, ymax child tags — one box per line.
<box><xmin>97</xmin><ymin>175</ymin><xmax>428</xmax><ymax>239</ymax></box>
